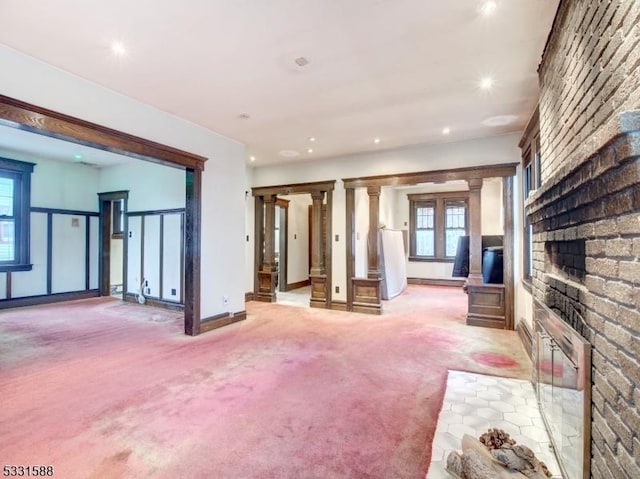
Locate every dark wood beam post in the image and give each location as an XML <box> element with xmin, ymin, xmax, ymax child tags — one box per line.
<box><xmin>253</xmin><ymin>195</ymin><xmax>264</xmax><ymax>298</ymax></box>
<box><xmin>184</xmin><ymin>168</ymin><xmax>202</xmax><ymax>336</ymax></box>
<box><xmin>503</xmin><ymin>176</ymin><xmax>515</xmax><ymax>330</ymax></box>
<box><xmin>309</xmin><ymin>190</ymin><xmax>329</xmax><ymax>308</ymax></box>
<box><xmin>256</xmin><ymin>194</ymin><xmax>277</xmax><ymax>302</ymax></box>
<box><xmin>345</xmin><ymin>187</ymin><xmax>355</xmax><ymax>312</ymax></box>
<box><xmin>367</xmin><ymin>185</ymin><xmax>381</xmax><ymax>279</ymax></box>
<box><xmin>310</xmin><ymin>191</ymin><xmax>326</xmax><ymax>276</ymax></box>
<box><xmin>466</xmin><ymin>178</ymin><xmax>483</xmax><ymax>284</ymax></box>
<box><xmin>263</xmin><ymin>195</ymin><xmax>277</xmax><ymax>272</ymax></box>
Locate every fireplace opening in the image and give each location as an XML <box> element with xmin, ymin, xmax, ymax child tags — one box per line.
<box><xmin>545</xmin><ymin>239</ymin><xmax>586</xmax><ymax>282</ymax></box>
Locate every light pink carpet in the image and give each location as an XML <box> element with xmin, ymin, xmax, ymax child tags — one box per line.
<box><xmin>0</xmin><ymin>286</ymin><xmax>530</xmax><ymax>478</ymax></box>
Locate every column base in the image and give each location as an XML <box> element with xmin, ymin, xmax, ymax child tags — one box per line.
<box><xmin>309</xmin><ymin>274</ymin><xmax>328</xmax><ymax>308</ymax></box>
<box><xmin>466</xmin><ymin>282</ymin><xmax>506</xmax><ymax>328</ymax></box>
<box><xmin>257</xmin><ymin>270</ymin><xmax>277</xmax><ymax>302</ymax></box>
<box><xmin>351</xmin><ymin>277</ymin><xmax>382</xmax><ymax>315</ymax></box>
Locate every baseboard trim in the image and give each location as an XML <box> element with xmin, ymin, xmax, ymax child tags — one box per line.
<box><xmin>286</xmin><ymin>279</ymin><xmax>311</xmax><ymax>291</ymax></box>
<box><xmin>123</xmin><ymin>293</ymin><xmax>184</xmax><ymax>311</ymax></box>
<box><xmin>516</xmin><ymin>320</ymin><xmax>533</xmax><ymax>359</ymax></box>
<box><xmin>407</xmin><ymin>277</ymin><xmax>465</xmax><ymax>287</ymax></box>
<box><xmin>330</xmin><ymin>300</ymin><xmax>347</xmax><ymax>311</ymax></box>
<box><xmin>200</xmin><ymin>310</ymin><xmax>246</xmax><ymax>333</ymax></box>
<box><xmin>352</xmin><ymin>303</ymin><xmax>382</xmax><ymax>315</ymax></box>
<box><xmin>245</xmin><ymin>292</ymin><xmax>255</xmax><ymax>301</ymax></box>
<box><xmin>0</xmin><ymin>289</ymin><xmax>100</xmax><ymax>309</ymax></box>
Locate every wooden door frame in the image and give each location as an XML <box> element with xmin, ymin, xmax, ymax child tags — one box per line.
<box><xmin>342</xmin><ymin>163</ymin><xmax>517</xmax><ymax>326</ymax></box>
<box><xmin>97</xmin><ymin>191</ymin><xmax>129</xmax><ymax>298</ymax></box>
<box><xmin>252</xmin><ymin>180</ymin><xmax>335</xmax><ymax>308</ymax></box>
<box><xmin>0</xmin><ymin>95</ymin><xmax>207</xmax><ymax>336</ymax></box>
<box><xmin>276</xmin><ymin>198</ymin><xmax>289</xmax><ymax>292</ymax></box>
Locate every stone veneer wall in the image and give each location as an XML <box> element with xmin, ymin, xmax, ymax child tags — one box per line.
<box><xmin>531</xmin><ymin>1</ymin><xmax>640</xmax><ymax>478</ymax></box>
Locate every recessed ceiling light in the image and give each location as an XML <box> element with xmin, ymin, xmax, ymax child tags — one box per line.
<box><xmin>373</xmin><ymin>137</ymin><xmax>381</xmax><ymax>144</ymax></box>
<box><xmin>480</xmin><ymin>77</ymin><xmax>494</xmax><ymax>90</ymax></box>
<box><xmin>480</xmin><ymin>1</ymin><xmax>497</xmax><ymax>16</ymax></box>
<box><xmin>238</xmin><ymin>113</ymin><xmax>250</xmax><ymax>120</ymax></box>
<box><xmin>308</xmin><ymin>137</ymin><xmax>316</xmax><ymax>142</ymax></box>
<box><xmin>279</xmin><ymin>150</ymin><xmax>299</xmax><ymax>158</ymax></box>
<box><xmin>295</xmin><ymin>57</ymin><xmax>309</xmax><ymax>67</ymax></box>
<box><xmin>74</xmin><ymin>154</ymin><xmax>83</xmax><ymax>160</ymax></box>
<box><xmin>249</xmin><ymin>156</ymin><xmax>256</xmax><ymax>162</ymax></box>
<box><xmin>307</xmin><ymin>148</ymin><xmax>313</xmax><ymax>154</ymax></box>
<box><xmin>442</xmin><ymin>127</ymin><xmax>451</xmax><ymax>135</ymax></box>
<box><xmin>111</xmin><ymin>41</ymin><xmax>126</xmax><ymax>57</ymax></box>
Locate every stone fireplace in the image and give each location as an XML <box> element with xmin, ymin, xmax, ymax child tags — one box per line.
<box><xmin>523</xmin><ymin>1</ymin><xmax>640</xmax><ymax>476</ymax></box>
<box><xmin>526</xmin><ymin>109</ymin><xmax>640</xmax><ymax>478</ymax></box>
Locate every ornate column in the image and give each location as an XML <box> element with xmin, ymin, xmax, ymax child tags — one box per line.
<box><xmin>467</xmin><ymin>178</ymin><xmax>483</xmax><ymax>284</ymax></box>
<box><xmin>351</xmin><ymin>186</ymin><xmax>382</xmax><ymax>314</ymax></box>
<box><xmin>310</xmin><ymin>191</ymin><xmax>325</xmax><ymax>276</ymax></box>
<box><xmin>309</xmin><ymin>191</ymin><xmax>327</xmax><ymax>308</ymax></box>
<box><xmin>367</xmin><ymin>185</ymin><xmax>381</xmax><ymax>279</ymax></box>
<box><xmin>257</xmin><ymin>194</ymin><xmax>277</xmax><ymax>302</ymax></box>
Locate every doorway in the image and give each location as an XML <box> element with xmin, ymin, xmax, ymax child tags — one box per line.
<box><xmin>98</xmin><ymin>191</ymin><xmax>128</xmax><ymax>299</ymax></box>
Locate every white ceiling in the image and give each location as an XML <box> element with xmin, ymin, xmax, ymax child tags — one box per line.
<box><xmin>0</xmin><ymin>0</ymin><xmax>558</xmax><ymax>166</ymax></box>
<box><xmin>0</xmin><ymin>124</ymin><xmax>132</xmax><ymax>168</ymax></box>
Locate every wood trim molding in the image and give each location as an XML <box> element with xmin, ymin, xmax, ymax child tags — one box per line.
<box><xmin>407</xmin><ymin>277</ymin><xmax>465</xmax><ymax>287</ymax></box>
<box><xmin>0</xmin><ymin>95</ymin><xmax>203</xmax><ymax>336</ymax></box>
<box><xmin>342</xmin><ymin>163</ymin><xmax>517</xmax><ymax>188</ymax></box>
<box><xmin>245</xmin><ymin>292</ymin><xmax>255</xmax><ymax>301</ymax></box>
<box><xmin>330</xmin><ymin>300</ymin><xmax>348</xmax><ymax>311</ymax></box>
<box><xmin>252</xmin><ymin>180</ymin><xmax>336</xmax><ymax>197</ymax></box>
<box><xmin>123</xmin><ymin>293</ymin><xmax>184</xmax><ymax>312</ymax></box>
<box><xmin>0</xmin><ymin>290</ymin><xmax>99</xmax><ymax>310</ymax></box>
<box><xmin>345</xmin><ymin>188</ymin><xmax>355</xmax><ymax>311</ymax></box>
<box><xmin>0</xmin><ymin>95</ymin><xmax>207</xmax><ymax>170</ymax></box>
<box><xmin>286</xmin><ymin>279</ymin><xmax>311</xmax><ymax>291</ymax></box>
<box><xmin>516</xmin><ymin>320</ymin><xmax>533</xmax><ymax>359</ymax></box>
<box><xmin>407</xmin><ymin>191</ymin><xmax>469</xmax><ymax>201</ymax></box>
<box><xmin>199</xmin><ymin>310</ymin><xmax>246</xmax><ymax>333</ymax></box>
<box><xmin>503</xmin><ymin>176</ymin><xmax>515</xmax><ymax>330</ymax></box>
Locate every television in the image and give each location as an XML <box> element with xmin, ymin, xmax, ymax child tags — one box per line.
<box><xmin>452</xmin><ymin>235</ymin><xmax>504</xmax><ymax>281</ymax></box>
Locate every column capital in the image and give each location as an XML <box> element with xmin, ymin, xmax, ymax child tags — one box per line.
<box><xmin>367</xmin><ymin>185</ymin><xmax>381</xmax><ymax>196</ymax></box>
<box><xmin>467</xmin><ymin>178</ymin><xmax>483</xmax><ymax>190</ymax></box>
<box><xmin>311</xmin><ymin>190</ymin><xmax>325</xmax><ymax>201</ymax></box>
<box><xmin>263</xmin><ymin>194</ymin><xmax>277</xmax><ymax>203</ymax></box>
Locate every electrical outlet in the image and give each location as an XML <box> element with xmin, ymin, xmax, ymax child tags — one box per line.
<box><xmin>335</xmin><ymin>286</ymin><xmax>340</xmax><ymax>293</ymax></box>
<box><xmin>145</xmin><ymin>280</ymin><xmax>148</xmax><ymax>287</ymax></box>
<box><xmin>223</xmin><ymin>295</ymin><xmax>229</xmax><ymax>306</ymax></box>
<box><xmin>146</xmin><ymin>288</ymin><xmax>151</xmax><ymax>295</ymax></box>
<box><xmin>335</xmin><ymin>234</ymin><xmax>339</xmax><ymax>241</ymax></box>
<box><xmin>246</xmin><ymin>235</ymin><xmax>249</xmax><ymax>242</ymax></box>
<box><xmin>171</xmin><ymin>288</ymin><xmax>176</xmax><ymax>296</ymax></box>
<box><xmin>294</xmin><ymin>234</ymin><xmax>297</xmax><ymax>239</ymax></box>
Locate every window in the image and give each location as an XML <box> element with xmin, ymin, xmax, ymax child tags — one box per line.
<box><xmin>409</xmin><ymin>193</ymin><xmax>468</xmax><ymax>261</ymax></box>
<box><xmin>520</xmin><ymin>111</ymin><xmax>540</xmax><ymax>283</ymax></box>
<box><xmin>112</xmin><ymin>199</ymin><xmax>124</xmax><ymax>238</ymax></box>
<box><xmin>0</xmin><ymin>157</ymin><xmax>34</xmax><ymax>272</ymax></box>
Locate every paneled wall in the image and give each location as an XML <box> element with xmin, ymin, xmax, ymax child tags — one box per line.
<box><xmin>0</xmin><ymin>208</ymin><xmax>99</xmax><ymax>301</ymax></box>
<box><xmin>126</xmin><ymin>210</ymin><xmax>184</xmax><ymax>304</ymax></box>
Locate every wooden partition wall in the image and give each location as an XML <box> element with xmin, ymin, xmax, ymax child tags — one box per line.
<box><xmin>343</xmin><ymin>163</ymin><xmax>517</xmax><ymax>328</ymax></box>
<box><xmin>252</xmin><ymin>181</ymin><xmax>335</xmax><ymax>309</ymax></box>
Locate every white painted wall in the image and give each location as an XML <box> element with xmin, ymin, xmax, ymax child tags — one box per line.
<box><xmin>0</xmin><ymin>152</ymin><xmax>100</xmax><ymax>298</ymax></box>
<box><xmin>98</xmin><ymin>161</ymin><xmax>185</xmax><ymax>211</ymax></box>
<box><xmin>354</xmin><ymin>188</ymin><xmax>369</xmax><ymax>278</ymax></box>
<box><xmin>11</xmin><ymin>212</ymin><xmax>48</xmax><ymax>298</ymax></box>
<box><xmin>513</xmin><ymin>165</ymin><xmax>533</xmax><ymax>329</ymax></box>
<box><xmin>1</xmin><ymin>45</ymin><xmax>246</xmax><ymax>318</ymax></box>
<box><xmin>280</xmin><ymin>194</ymin><xmax>311</xmax><ymax>285</ymax></box>
<box><xmin>162</xmin><ymin>213</ymin><xmax>182</xmax><ymax>302</ymax></box>
<box><xmin>481</xmin><ymin>178</ymin><xmax>504</xmax><ymax>235</ymax></box>
<box><xmin>250</xmin><ymin>133</ymin><xmax>521</xmax><ymax>300</ymax></box>
<box><xmin>110</xmin><ymin>238</ymin><xmax>123</xmax><ymax>286</ymax></box>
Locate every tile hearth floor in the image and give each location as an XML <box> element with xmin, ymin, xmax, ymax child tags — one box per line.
<box><xmin>427</xmin><ymin>371</ymin><xmax>562</xmax><ymax>479</ymax></box>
